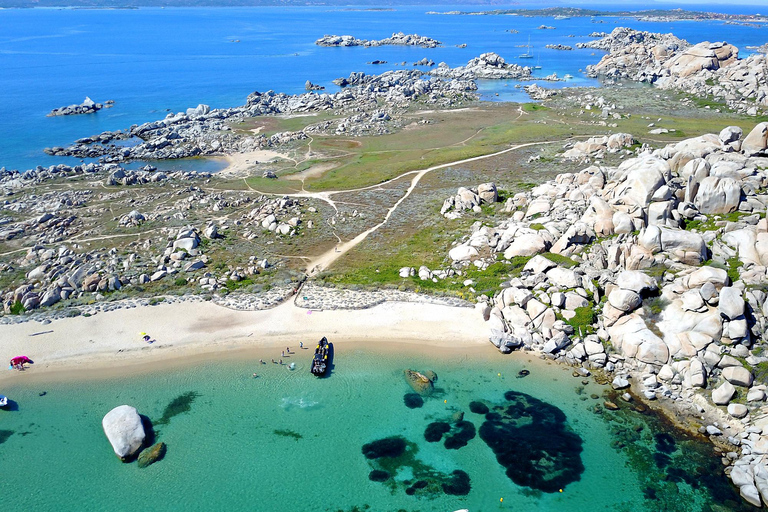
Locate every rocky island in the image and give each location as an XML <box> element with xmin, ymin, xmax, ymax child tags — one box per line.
<box><xmin>315</xmin><ymin>32</ymin><xmax>441</xmax><ymax>48</ymax></box>
<box><xmin>47</xmin><ymin>97</ymin><xmax>114</xmax><ymax>117</ymax></box>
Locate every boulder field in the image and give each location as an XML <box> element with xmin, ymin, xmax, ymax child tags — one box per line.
<box><xmin>430</xmin><ymin>123</ymin><xmax>768</xmax><ymax>507</ymax></box>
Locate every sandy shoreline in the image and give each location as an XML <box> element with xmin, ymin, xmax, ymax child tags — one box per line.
<box><xmin>0</xmin><ymin>299</ymin><xmax>489</xmax><ymax>384</ymax></box>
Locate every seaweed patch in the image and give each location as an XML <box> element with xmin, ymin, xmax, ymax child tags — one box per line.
<box><xmin>424</xmin><ymin>422</ymin><xmax>451</xmax><ymax>443</ymax></box>
<box><xmin>274</xmin><ymin>429</ymin><xmax>303</xmax><ymax>441</ymax></box>
<box><xmin>478</xmin><ymin>390</ymin><xmax>584</xmax><ymax>493</ymax></box>
<box><xmin>155</xmin><ymin>391</ymin><xmax>201</xmax><ymax>426</ymax></box>
<box><xmin>0</xmin><ymin>430</ymin><xmax>13</xmax><ymax>445</ymax></box>
<box><xmin>403</xmin><ymin>393</ymin><xmax>424</xmax><ymax>409</ymax></box>
<box><xmin>361</xmin><ymin>435</ymin><xmax>471</xmax><ymax>498</ymax></box>
<box><xmin>444</xmin><ymin>420</ymin><xmax>476</xmax><ymax>450</ymax></box>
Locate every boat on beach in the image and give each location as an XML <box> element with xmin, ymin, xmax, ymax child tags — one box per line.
<box><xmin>311</xmin><ymin>337</ymin><xmax>331</xmax><ymax>376</ymax></box>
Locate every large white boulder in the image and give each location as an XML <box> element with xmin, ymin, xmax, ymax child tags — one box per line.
<box><xmin>102</xmin><ymin>405</ymin><xmax>146</xmax><ymax>461</ymax></box>
<box><xmin>743</xmin><ymin>122</ymin><xmax>768</xmax><ymax>156</ymax></box>
<box><xmin>694</xmin><ymin>176</ymin><xmax>741</xmax><ymax>214</ymax></box>
<box><xmin>719</xmin><ymin>287</ymin><xmax>745</xmax><ymax>320</ymax></box>
<box><xmin>712</xmin><ymin>381</ymin><xmax>736</xmax><ymax>405</ymax></box>
<box><xmin>609</xmin><ymin>314</ymin><xmax>669</xmax><ymax>365</ymax></box>
<box><xmin>608</xmin><ymin>289</ymin><xmax>642</xmax><ymax>312</ymax></box>
<box><xmin>449</xmin><ymin>244</ymin><xmax>479</xmax><ymax>262</ymax></box>
<box><xmin>616</xmin><ymin>270</ymin><xmax>657</xmax><ymax>295</ymax></box>
<box><xmin>687</xmin><ymin>266</ymin><xmax>729</xmax><ymax>289</ymax></box>
<box><xmin>503</xmin><ymin>233</ymin><xmax>548</xmax><ymax>258</ymax></box>
<box><xmin>722</xmin><ymin>366</ymin><xmax>754</xmax><ymax>387</ymax></box>
<box><xmin>689</xmin><ymin>358</ymin><xmax>707</xmax><ymax>388</ymax></box>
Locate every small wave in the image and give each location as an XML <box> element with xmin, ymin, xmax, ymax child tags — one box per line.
<box><xmin>280</xmin><ymin>396</ymin><xmax>320</xmax><ymax>411</ymax></box>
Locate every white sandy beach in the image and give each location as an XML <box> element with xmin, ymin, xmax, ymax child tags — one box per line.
<box><xmin>0</xmin><ymin>299</ymin><xmax>489</xmax><ymax>382</ymax></box>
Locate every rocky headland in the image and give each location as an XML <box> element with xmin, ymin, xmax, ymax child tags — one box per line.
<box><xmin>415</xmin><ymin>122</ymin><xmax>768</xmax><ymax>507</ymax></box>
<box><xmin>47</xmin><ymin>97</ymin><xmax>114</xmax><ymax>117</ymax></box>
<box><xmin>42</xmin><ymin>68</ymin><xmax>480</xmax><ymax>164</ymax></box>
<box><xmin>582</xmin><ymin>27</ymin><xmax>767</xmax><ymax>115</ymax></box>
<box><xmin>315</xmin><ymin>32</ymin><xmax>441</xmax><ymax>48</ymax></box>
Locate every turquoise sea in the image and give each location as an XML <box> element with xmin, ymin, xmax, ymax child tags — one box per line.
<box><xmin>1</xmin><ymin>5</ymin><xmax>768</xmax><ymax>170</ymax></box>
<box><xmin>0</xmin><ymin>345</ymin><xmax>753</xmax><ymax>511</ymax></box>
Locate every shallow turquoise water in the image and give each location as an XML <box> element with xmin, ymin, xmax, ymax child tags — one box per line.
<box><xmin>0</xmin><ymin>347</ymin><xmax>748</xmax><ymax>511</ymax></box>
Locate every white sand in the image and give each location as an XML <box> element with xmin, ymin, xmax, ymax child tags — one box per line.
<box><xmin>0</xmin><ymin>300</ymin><xmax>489</xmax><ymax>382</ymax></box>
<box><xmin>221</xmin><ymin>150</ymin><xmax>291</xmax><ymax>176</ymax></box>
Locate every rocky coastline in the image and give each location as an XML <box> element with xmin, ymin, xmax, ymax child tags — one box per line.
<box><xmin>41</xmin><ymin>67</ymin><xmax>480</xmax><ymax>165</ymax></box>
<box><xmin>583</xmin><ymin>27</ymin><xmax>767</xmax><ymax>116</ymax></box>
<box><xmin>423</xmin><ymin>122</ymin><xmax>768</xmax><ymax>507</ymax></box>
<box><xmin>47</xmin><ymin>97</ymin><xmax>113</xmax><ymax>117</ymax></box>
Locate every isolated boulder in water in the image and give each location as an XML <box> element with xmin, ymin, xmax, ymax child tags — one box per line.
<box><xmin>102</xmin><ymin>405</ymin><xmax>146</xmax><ymax>461</ymax></box>
<box><xmin>137</xmin><ymin>442</ymin><xmax>167</xmax><ymax>468</ymax></box>
<box><xmin>404</xmin><ymin>369</ymin><xmax>437</xmax><ymax>395</ymax></box>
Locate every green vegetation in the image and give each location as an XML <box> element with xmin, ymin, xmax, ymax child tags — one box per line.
<box><xmin>726</xmin><ymin>256</ymin><xmax>742</xmax><ymax>284</ymax></box>
<box><xmin>9</xmin><ymin>300</ymin><xmax>24</xmax><ymax>315</ymax></box>
<box><xmin>541</xmin><ymin>252</ymin><xmax>578</xmax><ymax>268</ymax></box>
<box><xmin>646</xmin><ymin>296</ymin><xmax>670</xmax><ymax>316</ymax></box>
<box><xmin>565</xmin><ymin>305</ymin><xmax>596</xmax><ymax>335</ymax></box>
<box><xmin>224</xmin><ymin>278</ymin><xmax>255</xmax><ymax>291</ymax></box>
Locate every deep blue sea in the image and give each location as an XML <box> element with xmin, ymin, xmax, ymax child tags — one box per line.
<box><xmin>0</xmin><ymin>5</ymin><xmax>766</xmax><ymax>170</ymax></box>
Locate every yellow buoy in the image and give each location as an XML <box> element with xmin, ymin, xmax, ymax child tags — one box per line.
<box><xmin>498</xmin><ymin>373</ymin><xmax>501</xmax><ymax>376</ymax></box>
<box><xmin>444</xmin><ymin>400</ymin><xmax>447</xmax><ymax>403</ymax></box>
<box><xmin>500</xmin><ymin>497</ymin><xmax>504</xmax><ymax>502</ymax></box>
<box><xmin>559</xmin><ymin>489</ymin><xmax>563</xmax><ymax>493</ymax></box>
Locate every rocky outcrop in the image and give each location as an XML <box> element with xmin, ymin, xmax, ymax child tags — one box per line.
<box><xmin>47</xmin><ymin>97</ymin><xmax>113</xmax><ymax>117</ymax></box>
<box><xmin>439</xmin><ymin>123</ymin><xmax>768</xmax><ymax>508</ymax></box>
<box><xmin>429</xmin><ymin>53</ymin><xmax>532</xmax><ymax>80</ymax></box>
<box><xmin>315</xmin><ymin>32</ymin><xmax>441</xmax><ymax>48</ymax></box>
<box><xmin>441</xmin><ymin>183</ymin><xmax>498</xmax><ymax>218</ymax></box>
<box><xmin>102</xmin><ymin>405</ymin><xmax>145</xmax><ymax>461</ymax></box>
<box><xmin>46</xmin><ymin>69</ymin><xmax>480</xmax><ymax>164</ymax></box>
<box><xmin>585</xmin><ymin>28</ymin><xmax>766</xmax><ymax>115</ymax></box>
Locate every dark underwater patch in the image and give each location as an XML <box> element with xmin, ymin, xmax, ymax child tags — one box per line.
<box><xmin>156</xmin><ymin>391</ymin><xmax>200</xmax><ymax>426</ymax></box>
<box><xmin>424</xmin><ymin>422</ymin><xmax>451</xmax><ymax>442</ymax></box>
<box><xmin>403</xmin><ymin>393</ymin><xmax>424</xmax><ymax>409</ymax></box>
<box><xmin>469</xmin><ymin>401</ymin><xmax>489</xmax><ymax>414</ymax></box>
<box><xmin>368</xmin><ymin>470</ymin><xmax>390</xmax><ymax>482</ymax></box>
<box><xmin>0</xmin><ymin>430</ymin><xmax>13</xmax><ymax>445</ymax></box>
<box><xmin>654</xmin><ymin>432</ymin><xmax>676</xmax><ymax>454</ymax></box>
<box><xmin>479</xmin><ymin>390</ymin><xmax>584</xmax><ymax>493</ymax></box>
<box><xmin>442</xmin><ymin>470</ymin><xmax>471</xmax><ymax>495</ymax></box>
<box><xmin>362</xmin><ymin>436</ymin><xmax>407</xmax><ymax>459</ymax></box>
<box><xmin>274</xmin><ymin>429</ymin><xmax>302</xmax><ymax>441</ymax></box>
<box><xmin>444</xmin><ymin>420</ymin><xmax>476</xmax><ymax>450</ymax></box>
<box><xmin>362</xmin><ymin>435</ymin><xmax>471</xmax><ymax>499</ymax></box>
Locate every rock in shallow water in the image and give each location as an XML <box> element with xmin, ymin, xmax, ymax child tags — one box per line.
<box><xmin>137</xmin><ymin>442</ymin><xmax>166</xmax><ymax>468</ymax></box>
<box><xmin>102</xmin><ymin>405</ymin><xmax>146</xmax><ymax>461</ymax></box>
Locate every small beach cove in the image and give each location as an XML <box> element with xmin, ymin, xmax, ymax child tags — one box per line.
<box><xmin>0</xmin><ymin>336</ymin><xmax>746</xmax><ymax>512</ymax></box>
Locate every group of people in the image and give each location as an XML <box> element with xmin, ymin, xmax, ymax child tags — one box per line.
<box><xmin>253</xmin><ymin>346</ymin><xmax>301</xmax><ymax>377</ymax></box>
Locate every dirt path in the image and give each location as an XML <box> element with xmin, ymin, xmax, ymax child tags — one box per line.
<box><xmin>304</xmin><ymin>139</ymin><xmax>563</xmax><ymax>275</ymax></box>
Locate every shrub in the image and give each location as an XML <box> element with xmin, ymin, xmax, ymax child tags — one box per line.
<box><xmin>9</xmin><ymin>301</ymin><xmax>24</xmax><ymax>315</ymax></box>
<box><xmin>566</xmin><ymin>306</ymin><xmax>596</xmax><ymax>335</ymax></box>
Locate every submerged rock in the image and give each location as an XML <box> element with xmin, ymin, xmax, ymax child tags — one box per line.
<box><xmin>137</xmin><ymin>442</ymin><xmax>167</xmax><ymax>468</ymax></box>
<box><xmin>404</xmin><ymin>369</ymin><xmax>437</xmax><ymax>395</ymax></box>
